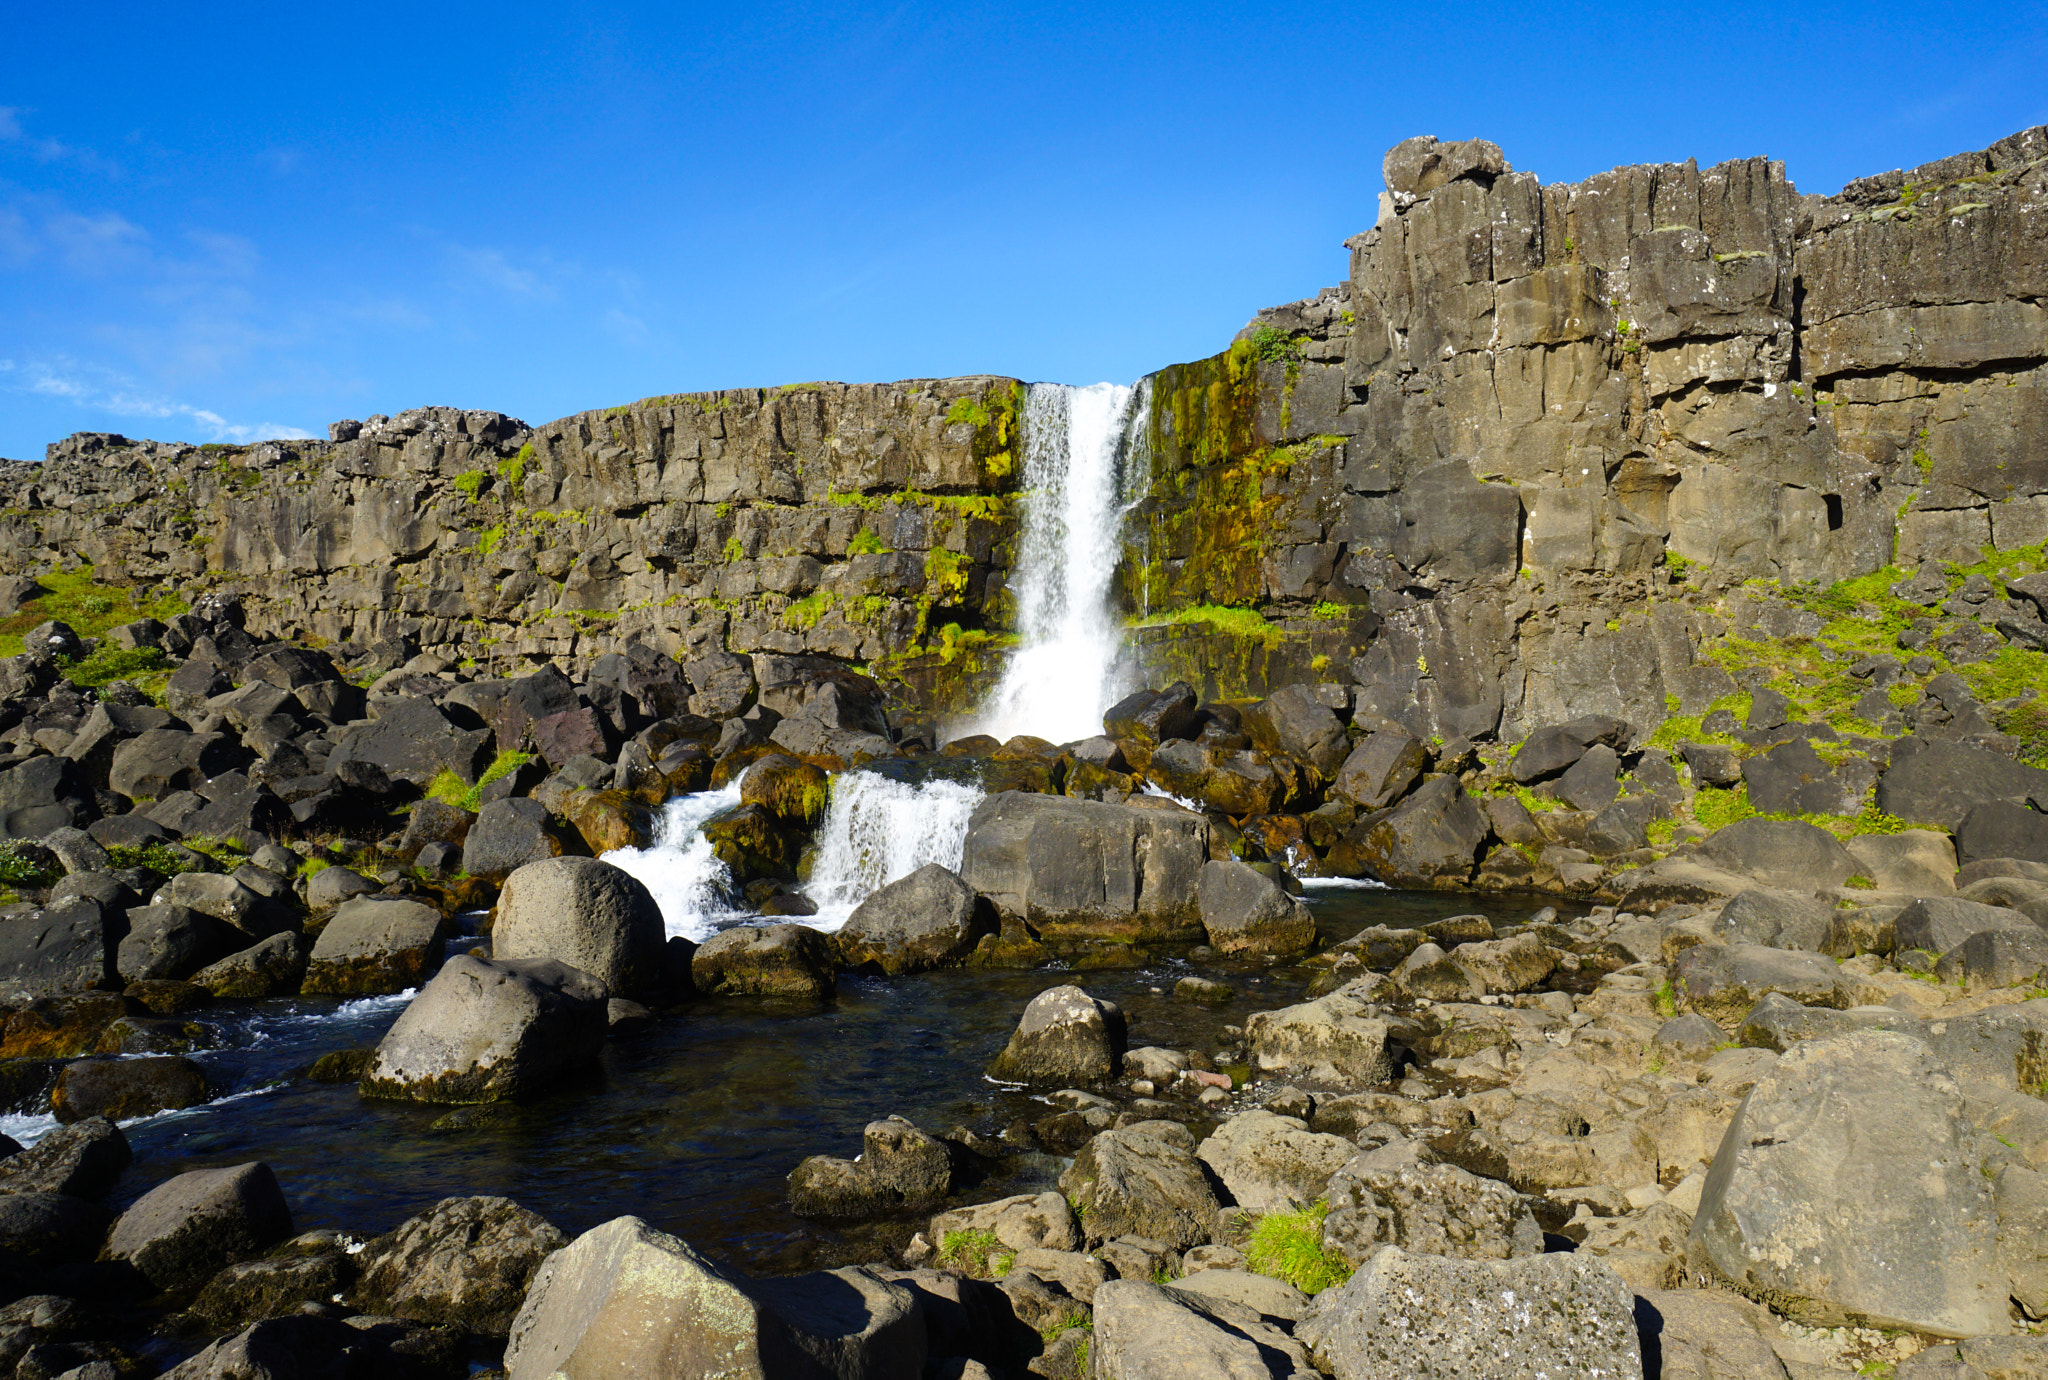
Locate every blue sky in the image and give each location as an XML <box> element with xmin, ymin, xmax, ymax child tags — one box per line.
<box><xmin>3</xmin><ymin>2</ymin><xmax>2043</xmax><ymax>461</ymax></box>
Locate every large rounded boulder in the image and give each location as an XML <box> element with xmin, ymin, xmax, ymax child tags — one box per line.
<box><xmin>360</xmin><ymin>955</ymin><xmax>609</xmax><ymax>1105</ymax></box>
<box><xmin>986</xmin><ymin>985</ymin><xmax>1126</xmax><ymax>1087</ymax></box>
<box><xmin>493</xmin><ymin>857</ymin><xmax>666</xmax><ymax>996</ymax></box>
<box><xmin>690</xmin><ymin>924</ymin><xmax>835</xmax><ymax>999</ymax></box>
<box><xmin>835</xmin><ymin>864</ymin><xmax>987</xmax><ymax>975</ymax></box>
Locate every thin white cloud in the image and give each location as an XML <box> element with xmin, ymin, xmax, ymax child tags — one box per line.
<box><xmin>0</xmin><ymin>356</ymin><xmax>312</xmax><ymax>446</ymax></box>
<box><xmin>602</xmin><ymin>307</ymin><xmax>655</xmax><ymax>348</ymax></box>
<box><xmin>0</xmin><ymin>107</ymin><xmax>123</xmax><ymax>177</ymax></box>
<box><xmin>448</xmin><ymin>243</ymin><xmax>558</xmax><ymax>299</ymax></box>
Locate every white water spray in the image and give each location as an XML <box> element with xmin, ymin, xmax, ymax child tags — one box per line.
<box><xmin>802</xmin><ymin>771</ymin><xmax>985</xmax><ymax>928</ymax></box>
<box><xmin>603</xmin><ymin>782</ymin><xmax>749</xmax><ymax>942</ymax></box>
<box><xmin>970</xmin><ymin>380</ymin><xmax>1148</xmax><ymax>744</ymax></box>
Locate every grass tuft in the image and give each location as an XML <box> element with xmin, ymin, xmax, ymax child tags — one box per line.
<box><xmin>1245</xmin><ymin>1201</ymin><xmax>1352</xmax><ymax>1294</ymax></box>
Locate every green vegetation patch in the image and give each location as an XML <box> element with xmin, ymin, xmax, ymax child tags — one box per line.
<box><xmin>426</xmin><ymin>751</ymin><xmax>535</xmax><ymax>814</ymax></box>
<box><xmin>106</xmin><ymin>841</ymin><xmax>209</xmax><ymax>877</ymax></box>
<box><xmin>935</xmin><ymin>1228</ymin><xmax>1013</xmax><ymax>1278</ymax></box>
<box><xmin>1135</xmin><ymin>604</ymin><xmax>1287</xmax><ymax>649</ymax></box>
<box><xmin>1246</xmin><ymin>1201</ymin><xmax>1351</xmax><ymax>1294</ymax></box>
<box><xmin>59</xmin><ymin>645</ymin><xmax>170</xmax><ymax>691</ymax></box>
<box><xmin>452</xmin><ymin>469</ymin><xmax>486</xmax><ymax>499</ymax></box>
<box><xmin>0</xmin><ymin>565</ymin><xmax>190</xmax><ymax>658</ymax></box>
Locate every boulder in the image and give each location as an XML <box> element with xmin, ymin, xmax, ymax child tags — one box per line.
<box><xmin>1241</xmin><ymin>684</ymin><xmax>1350</xmax><ymax>777</ymax></box>
<box><xmin>1714</xmin><ymin>888</ymin><xmax>1834</xmax><ymax>951</ymax></box>
<box><xmin>1848</xmin><ymin>829</ymin><xmax>1958</xmax><ymax>896</ymax></box>
<box><xmin>300</xmin><ymin>897</ymin><xmax>448</xmax><ymax>995</ymax></box>
<box><xmin>1333</xmin><ymin>777</ymin><xmax>1487</xmax><ymax>885</ymax></box>
<box><xmin>1195</xmin><ymin>1110</ymin><xmax>1355</xmax><ymax>1214</ymax></box>
<box><xmin>1245</xmin><ymin>983</ymin><xmax>1391</xmax><ymax>1087</ymax></box>
<box><xmin>304</xmin><ymin>865</ymin><xmax>376</xmax><ymax>913</ymax></box>
<box><xmin>1634</xmin><ymin>1287</ymin><xmax>1793</xmax><ymax>1380</ymax></box>
<box><xmin>1510</xmin><ymin>715</ymin><xmax>1632</xmax><ymax>784</ymax></box>
<box><xmin>360</xmin><ymin>955</ymin><xmax>608</xmax><ymax>1104</ymax></box>
<box><xmin>1895</xmin><ymin>896</ymin><xmax>2038</xmax><ymax>955</ymax></box>
<box><xmin>1092</xmin><ymin>1278</ymin><xmax>1314</xmax><ymax>1380</ymax></box>
<box><xmin>739</xmin><ymin>753</ymin><xmax>831</xmax><ymax>828</ymax></box>
<box><xmin>1552</xmin><ymin>744</ymin><xmax>1621</xmax><ymax>812</ymax></box>
<box><xmin>1741</xmin><ymin>739</ymin><xmax>1859</xmax><ymax>816</ymax></box>
<box><xmin>1960</xmin><ymin>874</ymin><xmax>2048</xmax><ymax>927</ymax></box>
<box><xmin>1296</xmin><ymin>1246</ymin><xmax>1640</xmax><ymax>1380</ymax></box>
<box><xmin>493</xmin><ymin>856</ymin><xmax>665</xmax><ymax>994</ymax></box>
<box><xmin>328</xmin><ymin>697</ymin><xmax>492</xmax><ymax>788</ymax></box>
<box><xmin>958</xmin><ymin>791</ymin><xmax>1207</xmax><ymax>941</ymax></box>
<box><xmin>789</xmin><ymin>1116</ymin><xmax>957</xmax><ymax>1219</ymax></box>
<box><xmin>115</xmin><ymin>904</ymin><xmax>242</xmax><ymax>983</ymax></box>
<box><xmin>0</xmin><ymin>1116</ymin><xmax>130</xmax><ymax>1198</ymax></box>
<box><xmin>503</xmin><ymin>1215</ymin><xmax>925</xmax><ymax>1380</ymax></box>
<box><xmin>1878</xmin><ymin>740</ymin><xmax>2048</xmax><ymax>831</ymax></box>
<box><xmin>0</xmin><ymin>900</ymin><xmax>117</xmax><ymax>1003</ymax></box>
<box><xmin>985</xmin><ymin>985</ymin><xmax>1126</xmax><ymax>1086</ymax></box>
<box><xmin>1102</xmin><ymin>683</ymin><xmax>1200</xmax><ymax>767</ymax></box>
<box><xmin>104</xmin><ymin>1162</ymin><xmax>294</xmax><ymax>1295</ymax></box>
<box><xmin>690</xmin><ymin>923</ymin><xmax>836</xmax><ymax>999</ymax></box>
<box><xmin>1059</xmin><ymin>1120</ymin><xmax>1220</xmax><ymax>1251</ymax></box>
<box><xmin>107</xmin><ymin>729</ymin><xmax>243</xmax><ymax>803</ymax></box>
<box><xmin>1894</xmin><ymin>1336</ymin><xmax>2048</xmax><ymax>1380</ymax></box>
<box><xmin>1331</xmin><ymin>730</ymin><xmax>1427</xmax><ymax>811</ymax></box>
<box><xmin>1675</xmin><ymin>943</ymin><xmax>1861</xmax><ymax>1026</ymax></box>
<box><xmin>1694</xmin><ymin>817</ymin><xmax>1861</xmax><ymax>892</ymax></box>
<box><xmin>1957</xmin><ymin>800</ymin><xmax>2048</xmax><ymax>868</ymax></box>
<box><xmin>462</xmin><ymin>798</ymin><xmax>572</xmax><ymax>882</ymax></box>
<box><xmin>158</xmin><ymin>871</ymin><xmax>295</xmax><ymax>939</ymax></box>
<box><xmin>926</xmin><ymin>1193</ymin><xmax>1079</xmax><ymax>1257</ymax></box>
<box><xmin>50</xmin><ymin>1054</ymin><xmax>209</xmax><ymax>1123</ymax></box>
<box><xmin>192</xmin><ymin>932</ymin><xmax>308</xmax><ymax>999</ymax></box>
<box><xmin>1321</xmin><ymin>1143</ymin><xmax>1542</xmax><ymax>1266</ymax></box>
<box><xmin>1197</xmin><ymin>861</ymin><xmax>1316</xmax><ymax>959</ymax></box>
<box><xmin>1936</xmin><ymin>927</ymin><xmax>2048</xmax><ymax>989</ymax></box>
<box><xmin>0</xmin><ymin>1191</ymin><xmax>110</xmax><ymax>1264</ymax></box>
<box><xmin>835</xmin><ymin>864</ymin><xmax>986</xmax><ymax>975</ymax></box>
<box><xmin>189</xmin><ymin>1238</ymin><xmax>354</xmax><ymax>1334</ymax></box>
<box><xmin>1448</xmin><ymin>931</ymin><xmax>1557</xmax><ymax>994</ymax></box>
<box><xmin>351</xmin><ymin>1195</ymin><xmax>568</xmax><ymax>1335</ymax></box>
<box><xmin>1691</xmin><ymin>1031</ymin><xmax>2006</xmax><ymax>1336</ymax></box>
<box><xmin>396</xmin><ymin>799</ymin><xmax>472</xmax><ymax>864</ymax></box>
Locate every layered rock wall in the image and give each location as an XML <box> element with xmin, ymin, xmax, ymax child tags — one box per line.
<box><xmin>2</xmin><ymin>126</ymin><xmax>2043</xmax><ymax>737</ymax></box>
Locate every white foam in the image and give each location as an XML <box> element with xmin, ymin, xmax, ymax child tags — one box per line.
<box><xmin>802</xmin><ymin>771</ymin><xmax>985</xmax><ymax>929</ymax></box>
<box><xmin>0</xmin><ymin>1112</ymin><xmax>57</xmax><ymax>1148</ymax></box>
<box><xmin>603</xmin><ymin>781</ymin><xmax>749</xmax><ymax>942</ymax></box>
<box><xmin>1298</xmin><ymin>876</ymin><xmax>1390</xmax><ymax>890</ymax></box>
<box><xmin>968</xmin><ymin>380</ymin><xmax>1150</xmax><ymax>744</ymax></box>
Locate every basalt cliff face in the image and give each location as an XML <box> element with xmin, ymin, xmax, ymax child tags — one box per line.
<box><xmin>4</xmin><ymin>125</ymin><xmax>2044</xmax><ymax>736</ymax></box>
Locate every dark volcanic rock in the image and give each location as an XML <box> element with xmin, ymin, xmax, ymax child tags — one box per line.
<box><xmin>361</xmin><ymin>955</ymin><xmax>608</xmax><ymax>1104</ymax></box>
<box><xmin>835</xmin><ymin>863</ymin><xmax>986</xmax><ymax>975</ymax></box>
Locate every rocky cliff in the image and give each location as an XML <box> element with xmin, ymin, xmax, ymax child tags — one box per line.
<box><xmin>3</xmin><ymin>125</ymin><xmax>2043</xmax><ymax>739</ymax></box>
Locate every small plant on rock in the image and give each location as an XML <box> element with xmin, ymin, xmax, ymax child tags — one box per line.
<box><xmin>1246</xmin><ymin>1200</ymin><xmax>1351</xmax><ymax>1294</ymax></box>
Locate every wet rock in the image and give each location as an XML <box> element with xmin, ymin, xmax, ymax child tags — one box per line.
<box><xmin>1175</xmin><ymin>976</ymin><xmax>1234</xmax><ymax>1004</ymax></box>
<box><xmin>1245</xmin><ymin>983</ymin><xmax>1391</xmax><ymax>1087</ymax></box>
<box><xmin>739</xmin><ymin>753</ymin><xmax>831</xmax><ymax>828</ymax></box>
<box><xmin>1297</xmin><ymin>1246</ymin><xmax>1640</xmax><ymax>1380</ymax></box>
<box><xmin>351</xmin><ymin>1195</ymin><xmax>568</xmax><ymax>1336</ymax></box>
<box><xmin>0</xmin><ymin>993</ymin><xmax>127</xmax><ymax>1060</ymax></box>
<box><xmin>493</xmin><ymin>856</ymin><xmax>664</xmax><ymax>995</ymax></box>
<box><xmin>1102</xmin><ymin>683</ymin><xmax>1200</xmax><ymax>770</ymax></box>
<box><xmin>1093</xmin><ymin>1278</ymin><xmax>1314</xmax><ymax>1379</ymax></box>
<box><xmin>1059</xmin><ymin>1120</ymin><xmax>1220</xmax><ymax>1251</ymax></box>
<box><xmin>1692</xmin><ymin>1031</ymin><xmax>2005</xmax><ymax>1336</ymax></box>
<box><xmin>360</xmin><ymin>955</ymin><xmax>608</xmax><ymax>1104</ymax></box>
<box><xmin>1196</xmin><ymin>1110</ymin><xmax>1355</xmax><ymax>1214</ymax></box>
<box><xmin>700</xmin><ymin>803</ymin><xmax>802</xmax><ymax>883</ymax></box>
<box><xmin>1197</xmin><ymin>860</ymin><xmax>1316</xmax><ymax>959</ymax></box>
<box><xmin>986</xmin><ymin>985</ymin><xmax>1126</xmax><ymax>1086</ymax></box>
<box><xmin>836</xmin><ymin>863</ymin><xmax>986</xmax><ymax>975</ymax></box>
<box><xmin>104</xmin><ymin>1161</ymin><xmax>294</xmax><ymax>1296</ymax></box>
<box><xmin>1320</xmin><ymin>1142</ymin><xmax>1542</xmax><ymax>1266</ymax></box>
<box><xmin>49</xmin><ymin>1054</ymin><xmax>209</xmax><ymax>1123</ymax></box>
<box><xmin>959</xmin><ymin>791</ymin><xmax>1208</xmax><ymax>942</ymax></box>
<box><xmin>789</xmin><ymin>1116</ymin><xmax>957</xmax><ymax>1219</ymax></box>
<box><xmin>0</xmin><ymin>1116</ymin><xmax>129</xmax><ymax>1198</ymax></box>
<box><xmin>690</xmin><ymin>923</ymin><xmax>836</xmax><ymax>998</ymax></box>
<box><xmin>503</xmin><ymin>1215</ymin><xmax>925</xmax><ymax>1380</ymax></box>
<box><xmin>192</xmin><ymin>932</ymin><xmax>308</xmax><ymax>999</ymax></box>
<box><xmin>300</xmin><ymin>897</ymin><xmax>448</xmax><ymax>996</ymax></box>
<box><xmin>461</xmin><ymin>798</ymin><xmax>571</xmax><ymax>883</ymax></box>
<box><xmin>1447</xmin><ymin>931</ymin><xmax>1556</xmax><ymax>994</ymax></box>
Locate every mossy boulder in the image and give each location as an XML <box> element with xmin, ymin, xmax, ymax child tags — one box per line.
<box><xmin>738</xmin><ymin>754</ymin><xmax>830</xmax><ymax>828</ymax></box>
<box><xmin>690</xmin><ymin>924</ymin><xmax>835</xmax><ymax>999</ymax></box>
<box><xmin>700</xmin><ymin>804</ymin><xmax>801</xmax><ymax>884</ymax></box>
<box><xmin>559</xmin><ymin>789</ymin><xmax>654</xmax><ymax>855</ymax></box>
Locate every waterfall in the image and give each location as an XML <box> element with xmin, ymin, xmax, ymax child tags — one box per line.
<box><xmin>968</xmin><ymin>380</ymin><xmax>1149</xmax><ymax>744</ymax></box>
<box><xmin>801</xmin><ymin>771</ymin><xmax>985</xmax><ymax>928</ymax></box>
<box><xmin>601</xmin><ymin>769</ymin><xmax>984</xmax><ymax>939</ymax></box>
<box><xmin>602</xmin><ymin>782</ymin><xmax>749</xmax><ymax>942</ymax></box>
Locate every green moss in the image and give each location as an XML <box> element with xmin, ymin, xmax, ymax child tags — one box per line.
<box><xmin>1246</xmin><ymin>1201</ymin><xmax>1351</xmax><ymax>1294</ymax></box>
<box><xmin>59</xmin><ymin>645</ymin><xmax>170</xmax><ymax>690</ymax></box>
<box><xmin>105</xmin><ymin>841</ymin><xmax>207</xmax><ymax>877</ymax></box>
<box><xmin>500</xmin><ymin>443</ymin><xmax>534</xmax><ymax>490</ymax></box>
<box><xmin>0</xmin><ymin>565</ymin><xmax>191</xmax><ymax>658</ymax></box>
<box><xmin>452</xmin><ymin>469</ymin><xmax>486</xmax><ymax>499</ymax></box>
<box><xmin>922</xmin><ymin>547</ymin><xmax>970</xmax><ymax>601</ymax></box>
<box><xmin>0</xmin><ymin>841</ymin><xmax>62</xmax><ymax>888</ymax></box>
<box><xmin>1245</xmin><ymin>325</ymin><xmax>1301</xmax><ymax>363</ymax></box>
<box><xmin>427</xmin><ymin>752</ymin><xmax>534</xmax><ymax>814</ymax></box>
<box><xmin>477</xmin><ymin>526</ymin><xmax>506</xmax><ymax>557</ymax></box>
<box><xmin>1845</xmin><ymin>874</ymin><xmax>1878</xmax><ymax>890</ymax></box>
<box><xmin>784</xmin><ymin>590</ymin><xmax>835</xmax><ymax>631</ymax></box>
<box><xmin>847</xmin><ymin>527</ymin><xmax>890</xmax><ymax>556</ymax></box>
<box><xmin>722</xmin><ymin>537</ymin><xmax>745</xmax><ymax>563</ymax></box>
<box><xmin>1654</xmin><ymin>981</ymin><xmax>1679</xmax><ymax>1018</ymax></box>
<box><xmin>944</xmin><ymin>397</ymin><xmax>990</xmax><ymax>429</ymax></box>
<box><xmin>1134</xmin><ymin>604</ymin><xmax>1285</xmax><ymax>648</ymax></box>
<box><xmin>1692</xmin><ymin>785</ymin><xmax>1757</xmax><ymax>831</ymax></box>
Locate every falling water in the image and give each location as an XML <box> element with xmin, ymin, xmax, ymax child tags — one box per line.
<box><xmin>800</xmin><ymin>771</ymin><xmax>985</xmax><ymax>928</ymax></box>
<box><xmin>602</xmin><ymin>781</ymin><xmax>749</xmax><ymax>942</ymax></box>
<box><xmin>969</xmin><ymin>380</ymin><xmax>1149</xmax><ymax>744</ymax></box>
